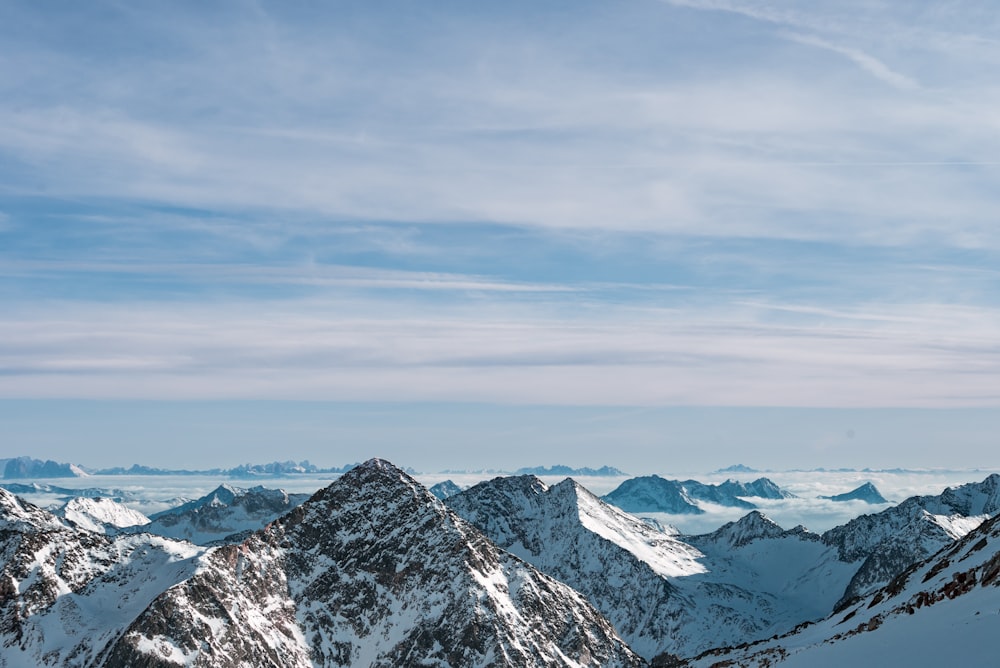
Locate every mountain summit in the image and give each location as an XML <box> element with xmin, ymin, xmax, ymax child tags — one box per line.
<box><xmin>102</xmin><ymin>458</ymin><xmax>643</xmax><ymax>667</ymax></box>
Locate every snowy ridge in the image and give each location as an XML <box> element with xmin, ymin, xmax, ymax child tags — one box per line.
<box><xmin>819</xmin><ymin>475</ymin><xmax>1000</xmax><ymax>607</ymax></box>
<box><xmin>57</xmin><ymin>497</ymin><xmax>150</xmax><ymax>535</ymax></box>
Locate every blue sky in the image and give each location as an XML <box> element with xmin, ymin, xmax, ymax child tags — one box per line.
<box><xmin>2</xmin><ymin>1</ymin><xmax>1000</xmax><ymax>471</ymax></box>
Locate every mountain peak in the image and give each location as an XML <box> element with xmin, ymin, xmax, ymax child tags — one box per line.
<box><xmin>694</xmin><ymin>510</ymin><xmax>788</xmax><ymax>548</ymax></box>
<box><xmin>820</xmin><ymin>481</ymin><xmax>888</xmax><ymax>503</ymax></box>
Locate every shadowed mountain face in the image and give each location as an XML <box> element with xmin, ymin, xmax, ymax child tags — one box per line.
<box><xmin>601</xmin><ymin>475</ymin><xmax>795</xmax><ymax>514</ymax></box>
<box><xmin>820</xmin><ymin>482</ymin><xmax>888</xmax><ymax>504</ymax></box>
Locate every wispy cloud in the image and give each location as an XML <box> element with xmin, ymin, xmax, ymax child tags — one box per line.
<box><xmin>1</xmin><ymin>1</ymin><xmax>999</xmax><ymax>427</ymax></box>
<box><xmin>3</xmin><ymin>298</ymin><xmax>999</xmax><ymax>407</ymax></box>
<box><xmin>784</xmin><ymin>32</ymin><xmax>918</xmax><ymax>90</ymax></box>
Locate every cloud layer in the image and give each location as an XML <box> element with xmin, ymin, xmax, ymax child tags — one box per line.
<box><xmin>2</xmin><ymin>0</ymin><xmax>1000</xmax><ymax>418</ymax></box>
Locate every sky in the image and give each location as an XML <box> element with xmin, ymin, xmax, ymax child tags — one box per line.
<box><xmin>2</xmin><ymin>1</ymin><xmax>1000</xmax><ymax>471</ymax></box>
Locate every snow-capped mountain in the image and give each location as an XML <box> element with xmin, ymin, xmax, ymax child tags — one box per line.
<box><xmin>104</xmin><ymin>460</ymin><xmax>643</xmax><ymax>667</ymax></box>
<box><xmin>689</xmin><ymin>511</ymin><xmax>1000</xmax><ymax>667</ymax></box>
<box><xmin>56</xmin><ymin>497</ymin><xmax>151</xmax><ymax>534</ymax></box>
<box><xmin>0</xmin><ymin>488</ymin><xmax>206</xmax><ymax>667</ymax></box>
<box><xmin>136</xmin><ymin>483</ymin><xmax>311</xmax><ymax>545</ymax></box>
<box><xmin>428</xmin><ymin>479</ymin><xmax>463</xmax><ymax>499</ymax></box>
<box><xmin>446</xmin><ymin>475</ymin><xmax>704</xmax><ymax>659</ymax></box>
<box><xmin>448</xmin><ymin>476</ymin><xmax>846</xmax><ymax>660</ymax></box>
<box><xmin>601</xmin><ymin>475</ymin><xmax>794</xmax><ymax>514</ymax></box>
<box><xmin>0</xmin><ymin>462</ymin><xmax>643</xmax><ymax>667</ymax></box>
<box><xmin>819</xmin><ymin>482</ymin><xmax>888</xmax><ymax>503</ymax></box>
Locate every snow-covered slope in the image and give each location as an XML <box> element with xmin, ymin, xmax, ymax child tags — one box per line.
<box><xmin>448</xmin><ymin>477</ymin><xmax>839</xmax><ymax>660</ymax></box>
<box><xmin>56</xmin><ymin>497</ymin><xmax>150</xmax><ymax>534</ymax></box>
<box><xmin>137</xmin><ymin>484</ymin><xmax>310</xmax><ymax>545</ymax></box>
<box><xmin>105</xmin><ymin>460</ymin><xmax>643</xmax><ymax>667</ymax></box>
<box><xmin>0</xmin><ymin>488</ymin><xmax>205</xmax><ymax>667</ymax></box>
<box><xmin>690</xmin><ymin>512</ymin><xmax>1000</xmax><ymax>667</ymax></box>
<box><xmin>818</xmin><ymin>476</ymin><xmax>1000</xmax><ymax>607</ymax></box>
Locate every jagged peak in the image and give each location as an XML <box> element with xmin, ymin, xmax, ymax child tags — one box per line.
<box><xmin>327</xmin><ymin>457</ymin><xmax>434</xmax><ymax>503</ymax></box>
<box><xmin>737</xmin><ymin>509</ymin><xmax>782</xmax><ymax>528</ymax></box>
<box><xmin>695</xmin><ymin>510</ymin><xmax>787</xmax><ymax>548</ymax></box>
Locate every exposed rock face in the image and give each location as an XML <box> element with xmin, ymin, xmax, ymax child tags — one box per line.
<box><xmin>103</xmin><ymin>460</ymin><xmax>644</xmax><ymax>667</ymax></box>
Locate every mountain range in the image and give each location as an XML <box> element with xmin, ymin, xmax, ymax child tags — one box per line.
<box><xmin>2</xmin><ymin>460</ymin><xmax>999</xmax><ymax>665</ymax></box>
<box><xmin>601</xmin><ymin>474</ymin><xmax>796</xmax><ymax>514</ymax></box>
<box><xmin>0</xmin><ymin>460</ymin><xmax>642</xmax><ymax>667</ymax></box>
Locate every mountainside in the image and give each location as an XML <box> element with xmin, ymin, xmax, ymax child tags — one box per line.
<box><xmin>689</xmin><ymin>512</ymin><xmax>1000</xmax><ymax>667</ymax></box>
<box><xmin>448</xmin><ymin>476</ymin><xmax>845</xmax><ymax>660</ymax></box>
<box><xmin>819</xmin><ymin>474</ymin><xmax>1000</xmax><ymax>607</ymax></box>
<box><xmin>57</xmin><ymin>497</ymin><xmax>151</xmax><ymax>534</ymax></box>
<box><xmin>104</xmin><ymin>460</ymin><xmax>643</xmax><ymax>667</ymax></box>
<box><xmin>820</xmin><ymin>482</ymin><xmax>888</xmax><ymax>504</ymax></box>
<box><xmin>0</xmin><ymin>488</ymin><xmax>206</xmax><ymax>667</ymax></box>
<box><xmin>137</xmin><ymin>484</ymin><xmax>311</xmax><ymax>545</ymax></box>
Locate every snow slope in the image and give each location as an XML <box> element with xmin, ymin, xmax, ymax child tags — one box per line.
<box><xmin>57</xmin><ymin>497</ymin><xmax>150</xmax><ymax>534</ymax></box>
<box><xmin>449</xmin><ymin>477</ymin><xmax>844</xmax><ymax>660</ymax></box>
<box><xmin>690</xmin><ymin>512</ymin><xmax>1000</xmax><ymax>667</ymax></box>
<box><xmin>0</xmin><ymin>489</ymin><xmax>205</xmax><ymax>668</ymax></box>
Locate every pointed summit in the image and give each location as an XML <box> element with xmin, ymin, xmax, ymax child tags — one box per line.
<box><xmin>695</xmin><ymin>510</ymin><xmax>788</xmax><ymax>548</ymax></box>
<box><xmin>820</xmin><ymin>481</ymin><xmax>888</xmax><ymax>504</ymax></box>
<box><xmin>106</xmin><ymin>460</ymin><xmax>642</xmax><ymax>667</ymax></box>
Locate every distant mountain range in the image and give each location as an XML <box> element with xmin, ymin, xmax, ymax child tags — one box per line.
<box><xmin>601</xmin><ymin>475</ymin><xmax>796</xmax><ymax>514</ymax></box>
